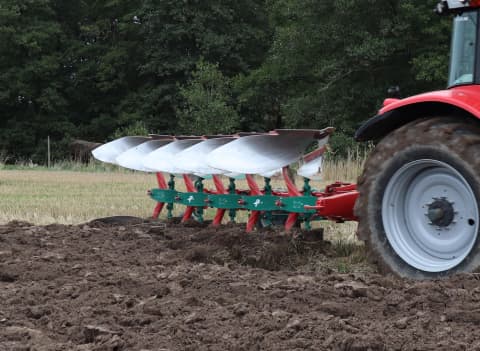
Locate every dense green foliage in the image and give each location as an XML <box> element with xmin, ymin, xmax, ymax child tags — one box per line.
<box><xmin>0</xmin><ymin>0</ymin><xmax>451</xmax><ymax>162</ymax></box>
<box><xmin>178</xmin><ymin>60</ymin><xmax>240</xmax><ymax>134</ymax></box>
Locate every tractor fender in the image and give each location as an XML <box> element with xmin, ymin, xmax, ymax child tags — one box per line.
<box><xmin>355</xmin><ymin>85</ymin><xmax>480</xmax><ymax>141</ymax></box>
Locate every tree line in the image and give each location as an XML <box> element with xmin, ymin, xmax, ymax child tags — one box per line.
<box><xmin>0</xmin><ymin>0</ymin><xmax>451</xmax><ymax>162</ymax></box>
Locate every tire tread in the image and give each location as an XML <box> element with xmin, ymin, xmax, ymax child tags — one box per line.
<box><xmin>355</xmin><ymin>117</ymin><xmax>480</xmax><ymax>277</ymax></box>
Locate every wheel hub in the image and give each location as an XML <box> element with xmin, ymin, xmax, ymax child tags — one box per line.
<box><xmin>382</xmin><ymin>159</ymin><xmax>479</xmax><ymax>273</ymax></box>
<box><xmin>426</xmin><ymin>198</ymin><xmax>455</xmax><ymax>227</ymax></box>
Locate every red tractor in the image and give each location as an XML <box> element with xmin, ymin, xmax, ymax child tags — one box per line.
<box><xmin>355</xmin><ymin>0</ymin><xmax>480</xmax><ymax>278</ymax></box>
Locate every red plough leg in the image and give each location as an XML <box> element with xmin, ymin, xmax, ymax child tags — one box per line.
<box><xmin>212</xmin><ymin>175</ymin><xmax>227</xmax><ymax>226</ymax></box>
<box><xmin>181</xmin><ymin>174</ymin><xmax>197</xmax><ymax>222</ymax></box>
<box><xmin>152</xmin><ymin>172</ymin><xmax>168</xmax><ymax>219</ymax></box>
<box><xmin>282</xmin><ymin>167</ymin><xmax>302</xmax><ymax>231</ymax></box>
<box><xmin>246</xmin><ymin>174</ymin><xmax>262</xmax><ymax>232</ymax></box>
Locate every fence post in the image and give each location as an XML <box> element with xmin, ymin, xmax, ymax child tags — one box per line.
<box><xmin>47</xmin><ymin>136</ymin><xmax>51</xmax><ymax>168</ymax></box>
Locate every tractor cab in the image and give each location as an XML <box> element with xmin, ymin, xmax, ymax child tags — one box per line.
<box><xmin>449</xmin><ymin>10</ymin><xmax>478</xmax><ymax>85</ymax></box>
<box><xmin>437</xmin><ymin>1</ymin><xmax>480</xmax><ymax>86</ymax></box>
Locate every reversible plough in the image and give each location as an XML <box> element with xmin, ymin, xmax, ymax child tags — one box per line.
<box><xmin>90</xmin><ymin>1</ymin><xmax>480</xmax><ymax>277</ymax></box>
<box><xmin>92</xmin><ymin>129</ymin><xmax>358</xmax><ymax>232</ymax></box>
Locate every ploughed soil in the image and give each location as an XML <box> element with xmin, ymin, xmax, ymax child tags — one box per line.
<box><xmin>1</xmin><ymin>219</ymin><xmax>480</xmax><ymax>351</ymax></box>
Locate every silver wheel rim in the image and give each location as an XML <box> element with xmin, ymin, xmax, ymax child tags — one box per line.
<box><xmin>382</xmin><ymin>159</ymin><xmax>479</xmax><ymax>273</ymax></box>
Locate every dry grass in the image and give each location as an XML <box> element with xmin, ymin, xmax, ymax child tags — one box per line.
<box><xmin>0</xmin><ymin>170</ymin><xmax>155</xmax><ymax>225</ymax></box>
<box><xmin>322</xmin><ymin>147</ymin><xmax>368</xmax><ymax>182</ymax></box>
<box><xmin>0</xmin><ymin>157</ymin><xmax>364</xmax><ymax>243</ymax></box>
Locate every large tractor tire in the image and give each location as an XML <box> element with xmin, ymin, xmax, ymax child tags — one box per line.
<box><xmin>356</xmin><ymin>117</ymin><xmax>480</xmax><ymax>278</ymax></box>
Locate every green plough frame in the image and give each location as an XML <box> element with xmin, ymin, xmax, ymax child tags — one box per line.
<box><xmin>149</xmin><ymin>189</ymin><xmax>318</xmax><ymax>213</ymax></box>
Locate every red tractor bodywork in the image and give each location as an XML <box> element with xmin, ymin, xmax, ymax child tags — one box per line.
<box><xmin>380</xmin><ymin>86</ymin><xmax>480</xmax><ymax>115</ymax></box>
<box><xmin>355</xmin><ymin>86</ymin><xmax>480</xmax><ymax>142</ymax></box>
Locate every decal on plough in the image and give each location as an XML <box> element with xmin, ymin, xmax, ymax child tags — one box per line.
<box><xmin>92</xmin><ymin>128</ymin><xmax>359</xmax><ymax>232</ymax></box>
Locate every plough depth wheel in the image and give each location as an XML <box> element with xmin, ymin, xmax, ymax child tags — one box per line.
<box><xmin>356</xmin><ymin>118</ymin><xmax>480</xmax><ymax>278</ymax></box>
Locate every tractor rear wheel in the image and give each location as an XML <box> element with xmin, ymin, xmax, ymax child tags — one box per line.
<box><xmin>356</xmin><ymin>117</ymin><xmax>480</xmax><ymax>278</ymax></box>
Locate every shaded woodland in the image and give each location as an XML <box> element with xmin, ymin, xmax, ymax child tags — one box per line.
<box><xmin>0</xmin><ymin>0</ymin><xmax>451</xmax><ymax>162</ymax></box>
